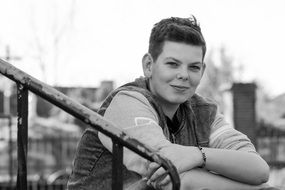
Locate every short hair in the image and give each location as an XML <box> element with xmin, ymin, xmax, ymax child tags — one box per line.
<box><xmin>148</xmin><ymin>15</ymin><xmax>206</xmax><ymax>62</ymax></box>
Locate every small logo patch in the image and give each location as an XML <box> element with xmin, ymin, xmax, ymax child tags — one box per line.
<box><xmin>134</xmin><ymin>117</ymin><xmax>157</xmax><ymax>126</ymax></box>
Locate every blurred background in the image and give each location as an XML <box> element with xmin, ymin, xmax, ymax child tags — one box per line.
<box><xmin>0</xmin><ymin>0</ymin><xmax>285</xmax><ymax>189</ymax></box>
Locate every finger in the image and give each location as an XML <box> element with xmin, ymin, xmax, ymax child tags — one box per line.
<box><xmin>146</xmin><ymin>162</ymin><xmax>161</xmax><ymax>178</ymax></box>
<box><xmin>159</xmin><ymin>175</ymin><xmax>171</xmax><ymax>186</ymax></box>
<box><xmin>149</xmin><ymin>167</ymin><xmax>167</xmax><ymax>182</ymax></box>
<box><xmin>151</xmin><ymin>181</ymin><xmax>163</xmax><ymax>190</ymax></box>
<box><xmin>149</xmin><ymin>162</ymin><xmax>160</xmax><ymax>170</ymax></box>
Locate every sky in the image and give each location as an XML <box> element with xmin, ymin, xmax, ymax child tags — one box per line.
<box><xmin>1</xmin><ymin>0</ymin><xmax>285</xmax><ymax>97</ymax></box>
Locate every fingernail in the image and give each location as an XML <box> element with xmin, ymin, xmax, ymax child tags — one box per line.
<box><xmin>146</xmin><ymin>180</ymin><xmax>151</xmax><ymax>186</ymax></box>
<box><xmin>142</xmin><ymin>177</ymin><xmax>148</xmax><ymax>181</ymax></box>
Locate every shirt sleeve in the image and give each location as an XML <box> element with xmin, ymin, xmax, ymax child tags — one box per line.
<box><xmin>98</xmin><ymin>90</ymin><xmax>171</xmax><ymax>176</ymax></box>
<box><xmin>209</xmin><ymin>113</ymin><xmax>257</xmax><ymax>153</ymax></box>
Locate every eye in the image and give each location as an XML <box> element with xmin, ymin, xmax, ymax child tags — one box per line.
<box><xmin>189</xmin><ymin>65</ymin><xmax>201</xmax><ymax>71</ymax></box>
<box><xmin>166</xmin><ymin>62</ymin><xmax>179</xmax><ymax>67</ymax></box>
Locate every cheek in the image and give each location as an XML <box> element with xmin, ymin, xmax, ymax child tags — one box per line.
<box><xmin>190</xmin><ymin>74</ymin><xmax>203</xmax><ymax>86</ymax></box>
<box><xmin>161</xmin><ymin>70</ymin><xmax>177</xmax><ymax>82</ymax></box>
<box><xmin>154</xmin><ymin>70</ymin><xmax>173</xmax><ymax>83</ymax></box>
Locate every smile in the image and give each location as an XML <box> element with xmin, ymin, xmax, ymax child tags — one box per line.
<box><xmin>170</xmin><ymin>85</ymin><xmax>190</xmax><ymax>91</ymax></box>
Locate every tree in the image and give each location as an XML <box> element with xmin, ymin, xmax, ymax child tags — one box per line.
<box><xmin>197</xmin><ymin>46</ymin><xmax>237</xmax><ymax>113</ymax></box>
<box><xmin>25</xmin><ymin>0</ymin><xmax>77</xmax><ymax>119</ymax></box>
<box><xmin>29</xmin><ymin>0</ymin><xmax>76</xmax><ymax>84</ymax></box>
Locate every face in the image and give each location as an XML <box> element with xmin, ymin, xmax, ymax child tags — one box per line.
<box><xmin>143</xmin><ymin>41</ymin><xmax>205</xmax><ymax>108</ymax></box>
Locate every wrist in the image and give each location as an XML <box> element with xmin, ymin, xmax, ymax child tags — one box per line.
<box><xmin>197</xmin><ymin>146</ymin><xmax>206</xmax><ymax>168</ymax></box>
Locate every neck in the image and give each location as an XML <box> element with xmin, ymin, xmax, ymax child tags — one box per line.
<box><xmin>159</xmin><ymin>101</ymin><xmax>179</xmax><ymax>120</ymax></box>
<box><xmin>147</xmin><ymin>79</ymin><xmax>179</xmax><ymax>119</ymax></box>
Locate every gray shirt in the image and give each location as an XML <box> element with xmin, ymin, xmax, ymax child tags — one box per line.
<box><xmin>99</xmin><ymin>90</ymin><xmax>256</xmax><ymax>176</ymax></box>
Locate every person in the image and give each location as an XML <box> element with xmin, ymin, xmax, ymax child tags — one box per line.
<box><xmin>67</xmin><ymin>15</ymin><xmax>272</xmax><ymax>190</ymax></box>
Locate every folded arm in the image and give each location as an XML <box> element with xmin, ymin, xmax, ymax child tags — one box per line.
<box><xmin>98</xmin><ymin>90</ymin><xmax>269</xmax><ymax>188</ymax></box>
<box><xmin>178</xmin><ymin>168</ymin><xmax>270</xmax><ymax>190</ymax></box>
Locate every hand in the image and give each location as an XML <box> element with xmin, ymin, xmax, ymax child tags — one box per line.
<box><xmin>146</xmin><ymin>144</ymin><xmax>203</xmax><ymax>188</ymax></box>
<box><xmin>158</xmin><ymin>144</ymin><xmax>202</xmax><ymax>173</ymax></box>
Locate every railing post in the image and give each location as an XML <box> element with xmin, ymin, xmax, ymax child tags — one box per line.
<box><xmin>16</xmin><ymin>84</ymin><xmax>28</xmax><ymax>190</ymax></box>
<box><xmin>8</xmin><ymin>116</ymin><xmax>13</xmax><ymax>189</ymax></box>
<box><xmin>112</xmin><ymin>140</ymin><xmax>123</xmax><ymax>190</ymax></box>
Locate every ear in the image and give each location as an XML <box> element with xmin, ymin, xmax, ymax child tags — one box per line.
<box><xmin>142</xmin><ymin>53</ymin><xmax>154</xmax><ymax>78</ymax></box>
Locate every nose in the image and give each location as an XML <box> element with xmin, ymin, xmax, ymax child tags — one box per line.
<box><xmin>176</xmin><ymin>67</ymin><xmax>189</xmax><ymax>81</ymax></box>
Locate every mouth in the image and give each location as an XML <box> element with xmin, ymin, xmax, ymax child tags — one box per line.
<box><xmin>170</xmin><ymin>85</ymin><xmax>190</xmax><ymax>91</ymax></box>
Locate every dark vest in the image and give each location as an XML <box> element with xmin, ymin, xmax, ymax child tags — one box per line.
<box><xmin>98</xmin><ymin>77</ymin><xmax>217</xmax><ymax>146</ymax></box>
<box><xmin>67</xmin><ymin>77</ymin><xmax>217</xmax><ymax>190</ymax></box>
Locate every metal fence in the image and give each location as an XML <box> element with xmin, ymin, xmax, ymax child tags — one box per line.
<box><xmin>0</xmin><ymin>182</ymin><xmax>65</xmax><ymax>190</ymax></box>
<box><xmin>0</xmin><ymin>134</ymin><xmax>79</xmax><ymax>180</ymax></box>
<box><xmin>257</xmin><ymin>124</ymin><xmax>285</xmax><ymax>168</ymax></box>
<box><xmin>0</xmin><ymin>59</ymin><xmax>180</xmax><ymax>190</ymax></box>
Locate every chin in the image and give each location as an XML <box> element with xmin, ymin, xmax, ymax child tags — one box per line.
<box><xmin>169</xmin><ymin>97</ymin><xmax>189</xmax><ymax>104</ymax></box>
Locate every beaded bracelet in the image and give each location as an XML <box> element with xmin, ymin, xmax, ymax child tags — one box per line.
<box><xmin>198</xmin><ymin>146</ymin><xmax>206</xmax><ymax>168</ymax></box>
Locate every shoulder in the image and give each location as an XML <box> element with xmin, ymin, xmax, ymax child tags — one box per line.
<box><xmin>190</xmin><ymin>93</ymin><xmax>218</xmax><ymax>108</ymax></box>
<box><xmin>113</xmin><ymin>90</ymin><xmax>153</xmax><ymax>107</ymax></box>
<box><xmin>103</xmin><ymin>90</ymin><xmax>159</xmax><ymax>128</ymax></box>
<box><xmin>190</xmin><ymin>94</ymin><xmax>218</xmax><ymax>126</ymax></box>
<box><xmin>210</xmin><ymin>113</ymin><xmax>232</xmax><ymax>139</ymax></box>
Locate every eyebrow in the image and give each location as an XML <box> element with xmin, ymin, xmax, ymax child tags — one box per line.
<box><xmin>165</xmin><ymin>57</ymin><xmax>203</xmax><ymax>65</ymax></box>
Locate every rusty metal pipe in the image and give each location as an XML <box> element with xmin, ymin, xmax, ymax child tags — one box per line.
<box><xmin>0</xmin><ymin>59</ymin><xmax>180</xmax><ymax>190</ymax></box>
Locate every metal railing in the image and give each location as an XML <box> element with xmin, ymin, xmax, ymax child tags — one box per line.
<box><xmin>0</xmin><ymin>59</ymin><xmax>180</xmax><ymax>190</ymax></box>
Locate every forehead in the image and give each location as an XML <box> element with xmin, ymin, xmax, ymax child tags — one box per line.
<box><xmin>159</xmin><ymin>41</ymin><xmax>203</xmax><ymax>61</ymax></box>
